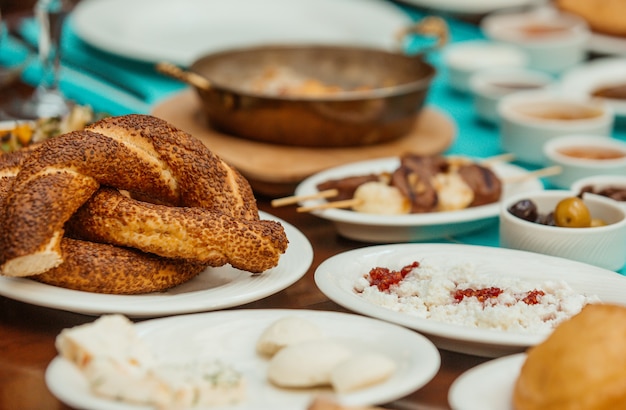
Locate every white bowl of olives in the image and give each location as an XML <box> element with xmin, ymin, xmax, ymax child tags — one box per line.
<box><xmin>500</xmin><ymin>189</ymin><xmax>626</xmax><ymax>271</ymax></box>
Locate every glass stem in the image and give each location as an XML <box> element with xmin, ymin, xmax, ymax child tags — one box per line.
<box><xmin>35</xmin><ymin>0</ymin><xmax>67</xmax><ymax>92</ymax></box>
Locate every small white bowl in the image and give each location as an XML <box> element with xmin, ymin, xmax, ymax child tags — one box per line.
<box><xmin>481</xmin><ymin>7</ymin><xmax>590</xmax><ymax>74</ymax></box>
<box><xmin>560</xmin><ymin>57</ymin><xmax>626</xmax><ymax>118</ymax></box>
<box><xmin>543</xmin><ymin>135</ymin><xmax>626</xmax><ymax>188</ymax></box>
<box><xmin>500</xmin><ymin>190</ymin><xmax>626</xmax><ymax>271</ymax></box>
<box><xmin>442</xmin><ymin>40</ymin><xmax>528</xmax><ymax>93</ymax></box>
<box><xmin>498</xmin><ymin>90</ymin><xmax>614</xmax><ymax>165</ymax></box>
<box><xmin>469</xmin><ymin>67</ymin><xmax>554</xmax><ymax>124</ymax></box>
<box><xmin>571</xmin><ymin>175</ymin><xmax>626</xmax><ymax>211</ymax></box>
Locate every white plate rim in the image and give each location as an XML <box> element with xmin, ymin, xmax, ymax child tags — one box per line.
<box><xmin>45</xmin><ymin>309</ymin><xmax>442</xmax><ymax>410</ymax></box>
<box><xmin>294</xmin><ymin>156</ymin><xmax>544</xmax><ymax>227</ymax></box>
<box><xmin>396</xmin><ymin>0</ymin><xmax>547</xmax><ymax>15</ymax></box>
<box><xmin>588</xmin><ymin>31</ymin><xmax>626</xmax><ymax>56</ymax></box>
<box><xmin>448</xmin><ymin>353</ymin><xmax>525</xmax><ymax>410</ymax></box>
<box><xmin>314</xmin><ymin>243</ymin><xmax>626</xmax><ymax>355</ymax></box>
<box><xmin>0</xmin><ymin>211</ymin><xmax>312</xmax><ymax>317</ymax></box>
<box><xmin>71</xmin><ymin>0</ymin><xmax>412</xmax><ymax>66</ymax></box>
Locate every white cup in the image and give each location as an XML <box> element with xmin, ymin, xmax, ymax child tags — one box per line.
<box><xmin>498</xmin><ymin>90</ymin><xmax>614</xmax><ymax>165</ymax></box>
<box><xmin>481</xmin><ymin>8</ymin><xmax>590</xmax><ymax>74</ymax></box>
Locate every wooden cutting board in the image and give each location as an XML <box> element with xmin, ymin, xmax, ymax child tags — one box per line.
<box><xmin>152</xmin><ymin>89</ymin><xmax>456</xmax><ymax>197</ymax></box>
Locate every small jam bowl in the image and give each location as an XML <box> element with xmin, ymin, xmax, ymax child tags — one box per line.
<box><xmin>571</xmin><ymin>175</ymin><xmax>626</xmax><ymax>211</ymax></box>
<box><xmin>469</xmin><ymin>67</ymin><xmax>554</xmax><ymax>124</ymax></box>
<box><xmin>442</xmin><ymin>40</ymin><xmax>528</xmax><ymax>93</ymax></box>
<box><xmin>500</xmin><ymin>190</ymin><xmax>626</xmax><ymax>271</ymax></box>
<box><xmin>497</xmin><ymin>90</ymin><xmax>614</xmax><ymax>165</ymax></box>
<box><xmin>543</xmin><ymin>135</ymin><xmax>626</xmax><ymax>188</ymax></box>
<box><xmin>481</xmin><ymin>8</ymin><xmax>590</xmax><ymax>74</ymax></box>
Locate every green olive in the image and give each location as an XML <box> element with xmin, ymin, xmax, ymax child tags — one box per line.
<box><xmin>554</xmin><ymin>197</ymin><xmax>592</xmax><ymax>228</ymax></box>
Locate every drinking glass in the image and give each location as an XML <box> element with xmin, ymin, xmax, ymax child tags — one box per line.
<box><xmin>6</xmin><ymin>0</ymin><xmax>74</xmax><ymax>119</ymax></box>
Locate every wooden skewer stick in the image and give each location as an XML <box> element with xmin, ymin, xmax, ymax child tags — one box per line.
<box><xmin>271</xmin><ymin>189</ymin><xmax>339</xmax><ymax>207</ymax></box>
<box><xmin>479</xmin><ymin>152</ymin><xmax>516</xmax><ymax>165</ymax></box>
<box><xmin>503</xmin><ymin>165</ymin><xmax>562</xmax><ymax>184</ymax></box>
<box><xmin>297</xmin><ymin>198</ymin><xmax>363</xmax><ymax>213</ymax></box>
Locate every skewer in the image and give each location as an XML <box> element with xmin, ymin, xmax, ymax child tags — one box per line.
<box><xmin>479</xmin><ymin>152</ymin><xmax>516</xmax><ymax>165</ymax></box>
<box><xmin>297</xmin><ymin>198</ymin><xmax>363</xmax><ymax>213</ymax></box>
<box><xmin>295</xmin><ymin>165</ymin><xmax>563</xmax><ymax>213</ymax></box>
<box><xmin>271</xmin><ymin>189</ymin><xmax>338</xmax><ymax>207</ymax></box>
<box><xmin>272</xmin><ymin>153</ymin><xmax>516</xmax><ymax>208</ymax></box>
<box><xmin>503</xmin><ymin>165</ymin><xmax>562</xmax><ymax>184</ymax></box>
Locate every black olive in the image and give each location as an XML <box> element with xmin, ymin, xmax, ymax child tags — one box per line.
<box><xmin>507</xmin><ymin>199</ymin><xmax>539</xmax><ymax>222</ymax></box>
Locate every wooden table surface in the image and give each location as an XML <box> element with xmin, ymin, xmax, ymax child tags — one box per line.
<box><xmin>0</xmin><ymin>3</ymin><xmax>492</xmax><ymax>408</ymax></box>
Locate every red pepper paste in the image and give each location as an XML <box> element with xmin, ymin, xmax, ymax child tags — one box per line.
<box><xmin>454</xmin><ymin>287</ymin><xmax>546</xmax><ymax>305</ymax></box>
<box><xmin>454</xmin><ymin>287</ymin><xmax>503</xmax><ymax>302</ymax></box>
<box><xmin>367</xmin><ymin>261</ymin><xmax>420</xmax><ymax>291</ymax></box>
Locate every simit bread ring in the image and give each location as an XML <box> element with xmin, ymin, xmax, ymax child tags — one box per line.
<box><xmin>33</xmin><ymin>238</ymin><xmax>207</xmax><ymax>295</ymax></box>
<box><xmin>0</xmin><ymin>154</ymin><xmax>205</xmax><ymax>293</ymax></box>
<box><xmin>67</xmin><ymin>187</ymin><xmax>288</xmax><ymax>273</ymax></box>
<box><xmin>86</xmin><ymin>114</ymin><xmax>259</xmax><ymax>219</ymax></box>
<box><xmin>0</xmin><ymin>114</ymin><xmax>286</xmax><ymax>279</ymax></box>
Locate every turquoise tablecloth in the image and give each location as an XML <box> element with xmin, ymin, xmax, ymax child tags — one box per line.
<box><xmin>2</xmin><ymin>3</ymin><xmax>625</xmax><ymax>274</ymax></box>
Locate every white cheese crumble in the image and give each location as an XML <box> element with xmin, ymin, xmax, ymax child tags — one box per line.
<box><xmin>354</xmin><ymin>261</ymin><xmax>599</xmax><ymax>334</ymax></box>
<box><xmin>56</xmin><ymin>315</ymin><xmax>246</xmax><ymax>409</ymax></box>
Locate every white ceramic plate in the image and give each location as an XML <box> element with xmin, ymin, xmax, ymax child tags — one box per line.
<box><xmin>45</xmin><ymin>309</ymin><xmax>441</xmax><ymax>410</ymax></box>
<box><xmin>71</xmin><ymin>0</ymin><xmax>411</xmax><ymax>66</ymax></box>
<box><xmin>314</xmin><ymin>243</ymin><xmax>626</xmax><ymax>357</ymax></box>
<box><xmin>588</xmin><ymin>32</ymin><xmax>626</xmax><ymax>56</ymax></box>
<box><xmin>448</xmin><ymin>353</ymin><xmax>525</xmax><ymax>410</ymax></box>
<box><xmin>560</xmin><ymin>57</ymin><xmax>626</xmax><ymax>117</ymax></box>
<box><xmin>397</xmin><ymin>0</ymin><xmax>547</xmax><ymax>15</ymax></box>
<box><xmin>294</xmin><ymin>157</ymin><xmax>544</xmax><ymax>243</ymax></box>
<box><xmin>0</xmin><ymin>212</ymin><xmax>312</xmax><ymax>317</ymax></box>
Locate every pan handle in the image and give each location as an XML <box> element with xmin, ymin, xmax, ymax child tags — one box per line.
<box><xmin>395</xmin><ymin>16</ymin><xmax>449</xmax><ymax>55</ymax></box>
<box><xmin>155</xmin><ymin>61</ymin><xmax>212</xmax><ymax>91</ymax></box>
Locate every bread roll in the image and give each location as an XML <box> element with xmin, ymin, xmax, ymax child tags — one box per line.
<box><xmin>513</xmin><ymin>303</ymin><xmax>626</xmax><ymax>410</ymax></box>
<box><xmin>556</xmin><ymin>0</ymin><xmax>626</xmax><ymax>37</ymax></box>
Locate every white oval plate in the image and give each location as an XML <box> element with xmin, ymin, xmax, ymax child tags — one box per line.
<box><xmin>588</xmin><ymin>32</ymin><xmax>626</xmax><ymax>56</ymax></box>
<box><xmin>45</xmin><ymin>309</ymin><xmax>441</xmax><ymax>410</ymax></box>
<box><xmin>71</xmin><ymin>0</ymin><xmax>411</xmax><ymax>66</ymax></box>
<box><xmin>398</xmin><ymin>0</ymin><xmax>547</xmax><ymax>15</ymax></box>
<box><xmin>448</xmin><ymin>353</ymin><xmax>525</xmax><ymax>410</ymax></box>
<box><xmin>0</xmin><ymin>212</ymin><xmax>312</xmax><ymax>317</ymax></box>
<box><xmin>560</xmin><ymin>57</ymin><xmax>626</xmax><ymax>117</ymax></box>
<box><xmin>294</xmin><ymin>157</ymin><xmax>543</xmax><ymax>243</ymax></box>
<box><xmin>314</xmin><ymin>243</ymin><xmax>626</xmax><ymax>357</ymax></box>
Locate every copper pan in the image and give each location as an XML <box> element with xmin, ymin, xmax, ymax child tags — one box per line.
<box><xmin>157</xmin><ymin>16</ymin><xmax>447</xmax><ymax>148</ymax></box>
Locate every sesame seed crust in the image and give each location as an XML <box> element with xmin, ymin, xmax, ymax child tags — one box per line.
<box><xmin>0</xmin><ymin>114</ymin><xmax>288</xmax><ymax>291</ymax></box>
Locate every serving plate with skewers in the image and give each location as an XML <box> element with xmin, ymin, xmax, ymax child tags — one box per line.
<box><xmin>291</xmin><ymin>155</ymin><xmax>552</xmax><ymax>242</ymax></box>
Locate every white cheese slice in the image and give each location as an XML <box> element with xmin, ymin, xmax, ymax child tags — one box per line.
<box><xmin>55</xmin><ymin>314</ymin><xmax>154</xmax><ymax>371</ymax></box>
